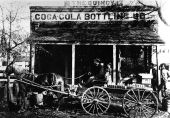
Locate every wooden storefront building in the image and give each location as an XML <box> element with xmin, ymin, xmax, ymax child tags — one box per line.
<box><xmin>29</xmin><ymin>5</ymin><xmax>164</xmax><ymax>85</ymax></box>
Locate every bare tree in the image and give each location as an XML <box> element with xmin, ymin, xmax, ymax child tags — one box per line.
<box><xmin>137</xmin><ymin>0</ymin><xmax>170</xmax><ymax>26</ymax></box>
<box><xmin>0</xmin><ymin>4</ymin><xmax>29</xmax><ymax>108</ymax></box>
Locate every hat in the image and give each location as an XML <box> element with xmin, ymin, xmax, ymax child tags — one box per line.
<box><xmin>150</xmin><ymin>63</ymin><xmax>156</xmax><ymax>67</ymax></box>
<box><xmin>94</xmin><ymin>58</ymin><xmax>101</xmax><ymax>63</ymax></box>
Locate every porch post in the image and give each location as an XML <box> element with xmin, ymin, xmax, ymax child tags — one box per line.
<box><xmin>156</xmin><ymin>45</ymin><xmax>162</xmax><ymax>101</ymax></box>
<box><xmin>30</xmin><ymin>43</ymin><xmax>35</xmax><ymax>74</ymax></box>
<box><xmin>72</xmin><ymin>44</ymin><xmax>75</xmax><ymax>85</ymax></box>
<box><xmin>113</xmin><ymin>45</ymin><xmax>116</xmax><ymax>85</ymax></box>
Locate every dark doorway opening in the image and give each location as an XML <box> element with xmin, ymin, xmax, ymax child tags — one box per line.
<box><xmin>75</xmin><ymin>45</ymin><xmax>113</xmax><ymax>84</ymax></box>
<box><xmin>35</xmin><ymin>44</ymin><xmax>72</xmax><ymax>79</ymax></box>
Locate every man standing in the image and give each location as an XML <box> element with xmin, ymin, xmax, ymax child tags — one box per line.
<box><xmin>159</xmin><ymin>63</ymin><xmax>170</xmax><ymax>97</ymax></box>
<box><xmin>150</xmin><ymin>63</ymin><xmax>158</xmax><ymax>92</ymax></box>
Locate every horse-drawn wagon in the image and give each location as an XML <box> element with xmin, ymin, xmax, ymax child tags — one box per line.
<box><xmin>16</xmin><ymin>75</ymin><xmax>158</xmax><ymax>118</ymax></box>
<box><xmin>4</xmin><ymin>63</ymin><xmax>158</xmax><ymax>118</ymax></box>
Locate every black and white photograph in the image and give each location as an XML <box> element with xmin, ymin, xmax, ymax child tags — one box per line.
<box><xmin>0</xmin><ymin>0</ymin><xmax>170</xmax><ymax>117</ymax></box>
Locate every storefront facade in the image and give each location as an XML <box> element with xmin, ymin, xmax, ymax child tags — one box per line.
<box><xmin>29</xmin><ymin>5</ymin><xmax>164</xmax><ymax>85</ymax></box>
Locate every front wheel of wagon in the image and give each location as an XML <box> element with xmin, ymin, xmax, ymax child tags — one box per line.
<box><xmin>81</xmin><ymin>86</ymin><xmax>111</xmax><ymax>115</ymax></box>
<box><xmin>123</xmin><ymin>88</ymin><xmax>158</xmax><ymax>118</ymax></box>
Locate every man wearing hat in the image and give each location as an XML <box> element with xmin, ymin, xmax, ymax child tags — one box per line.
<box><xmin>87</xmin><ymin>58</ymin><xmax>105</xmax><ymax>85</ymax></box>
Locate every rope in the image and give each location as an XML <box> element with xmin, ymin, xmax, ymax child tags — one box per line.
<box><xmin>61</xmin><ymin>73</ymin><xmax>87</xmax><ymax>80</ymax></box>
<box><xmin>22</xmin><ymin>78</ymin><xmax>61</xmax><ymax>88</ymax></box>
<box><xmin>30</xmin><ymin>72</ymin><xmax>87</xmax><ymax>80</ymax></box>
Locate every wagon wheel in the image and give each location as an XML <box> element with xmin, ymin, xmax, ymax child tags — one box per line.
<box><xmin>81</xmin><ymin>86</ymin><xmax>111</xmax><ymax>115</ymax></box>
<box><xmin>123</xmin><ymin>88</ymin><xmax>158</xmax><ymax>118</ymax></box>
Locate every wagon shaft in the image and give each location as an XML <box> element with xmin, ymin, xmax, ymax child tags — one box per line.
<box><xmin>16</xmin><ymin>79</ymin><xmax>77</xmax><ymax>97</ymax></box>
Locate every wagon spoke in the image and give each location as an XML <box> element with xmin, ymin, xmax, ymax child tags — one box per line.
<box><xmin>97</xmin><ymin>103</ymin><xmax>104</xmax><ymax>113</ymax></box>
<box><xmin>142</xmin><ymin>109</ymin><xmax>148</xmax><ymax>118</ymax></box>
<box><xmin>88</xmin><ymin>103</ymin><xmax>94</xmax><ymax>113</ymax></box>
<box><xmin>141</xmin><ymin>106</ymin><xmax>150</xmax><ymax>118</ymax></box>
<box><xmin>124</xmin><ymin>98</ymin><xmax>136</xmax><ymax>104</ymax></box>
<box><xmin>92</xmin><ymin>103</ymin><xmax>95</xmax><ymax>114</ymax></box>
<box><xmin>127</xmin><ymin>92</ymin><xmax>137</xmax><ymax>102</ymax></box>
<box><xmin>143</xmin><ymin>105</ymin><xmax>155</xmax><ymax>113</ymax></box>
<box><xmin>85</xmin><ymin>93</ymin><xmax>93</xmax><ymax>99</ymax></box>
<box><xmin>139</xmin><ymin>107</ymin><xmax>142</xmax><ymax>118</ymax></box>
<box><xmin>96</xmin><ymin>104</ymin><xmax>99</xmax><ymax>114</ymax></box>
<box><xmin>136</xmin><ymin>106</ymin><xmax>144</xmax><ymax>118</ymax></box>
<box><xmin>96</xmin><ymin>87</ymin><xmax>100</xmax><ymax>98</ymax></box>
<box><xmin>99</xmin><ymin>102</ymin><xmax>108</xmax><ymax>109</ymax></box>
<box><xmin>98</xmin><ymin>91</ymin><xmax>108</xmax><ymax>99</ymax></box>
<box><xmin>132</xmin><ymin>89</ymin><xmax>139</xmax><ymax>101</ymax></box>
<box><xmin>141</xmin><ymin>90</ymin><xmax>146</xmax><ymax>101</ymax></box>
<box><xmin>138</xmin><ymin>89</ymin><xmax>141</xmax><ymax>101</ymax></box>
<box><xmin>98</xmin><ymin>89</ymin><xmax>104</xmax><ymax>98</ymax></box>
<box><xmin>143</xmin><ymin>93</ymin><xmax>151</xmax><ymax>100</ymax></box>
<box><xmin>135</xmin><ymin>106</ymin><xmax>140</xmax><ymax>117</ymax></box>
<box><xmin>140</xmin><ymin>104</ymin><xmax>155</xmax><ymax>118</ymax></box>
<box><xmin>84</xmin><ymin>103</ymin><xmax>92</xmax><ymax>109</ymax></box>
<box><xmin>93</xmin><ymin>88</ymin><xmax>96</xmax><ymax>97</ymax></box>
<box><xmin>89</xmin><ymin>89</ymin><xmax>94</xmax><ymax>97</ymax></box>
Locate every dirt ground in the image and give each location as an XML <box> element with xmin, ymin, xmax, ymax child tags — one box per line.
<box><xmin>0</xmin><ymin>87</ymin><xmax>170</xmax><ymax>118</ymax></box>
<box><xmin>0</xmin><ymin>101</ymin><xmax>170</xmax><ymax>118</ymax></box>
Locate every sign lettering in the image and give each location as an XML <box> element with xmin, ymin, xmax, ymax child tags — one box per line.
<box><xmin>31</xmin><ymin>11</ymin><xmax>156</xmax><ymax>22</ymax></box>
<box><xmin>64</xmin><ymin>0</ymin><xmax>122</xmax><ymax>7</ymax></box>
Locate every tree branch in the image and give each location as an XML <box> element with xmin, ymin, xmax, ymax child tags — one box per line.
<box><xmin>10</xmin><ymin>40</ymin><xmax>26</xmax><ymax>51</ymax></box>
<box><xmin>10</xmin><ymin>8</ymin><xmax>19</xmax><ymax>23</ymax></box>
<box><xmin>156</xmin><ymin>1</ymin><xmax>169</xmax><ymax>26</ymax></box>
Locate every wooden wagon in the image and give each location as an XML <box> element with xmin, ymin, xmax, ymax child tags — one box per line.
<box><xmin>18</xmin><ymin>78</ymin><xmax>158</xmax><ymax>118</ymax></box>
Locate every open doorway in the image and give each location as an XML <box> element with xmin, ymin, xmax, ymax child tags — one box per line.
<box><xmin>75</xmin><ymin>45</ymin><xmax>113</xmax><ymax>84</ymax></box>
<box><xmin>34</xmin><ymin>44</ymin><xmax>72</xmax><ymax>79</ymax></box>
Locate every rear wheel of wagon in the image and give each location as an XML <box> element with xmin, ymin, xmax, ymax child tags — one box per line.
<box><xmin>81</xmin><ymin>86</ymin><xmax>111</xmax><ymax>115</ymax></box>
<box><xmin>123</xmin><ymin>88</ymin><xmax>158</xmax><ymax>118</ymax></box>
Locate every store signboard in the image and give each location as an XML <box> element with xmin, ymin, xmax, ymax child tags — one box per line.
<box><xmin>64</xmin><ymin>0</ymin><xmax>121</xmax><ymax>7</ymax></box>
<box><xmin>31</xmin><ymin>11</ymin><xmax>156</xmax><ymax>22</ymax></box>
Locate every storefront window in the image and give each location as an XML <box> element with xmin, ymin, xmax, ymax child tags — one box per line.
<box><xmin>34</xmin><ymin>44</ymin><xmax>72</xmax><ymax>80</ymax></box>
<box><xmin>117</xmin><ymin>45</ymin><xmax>151</xmax><ymax>82</ymax></box>
<box><xmin>75</xmin><ymin>45</ymin><xmax>113</xmax><ymax>84</ymax></box>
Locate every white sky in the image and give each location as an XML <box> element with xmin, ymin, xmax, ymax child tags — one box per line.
<box><xmin>0</xmin><ymin>0</ymin><xmax>170</xmax><ymax>45</ymax></box>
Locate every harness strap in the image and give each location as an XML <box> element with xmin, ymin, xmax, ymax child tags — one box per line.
<box><xmin>61</xmin><ymin>73</ymin><xmax>87</xmax><ymax>80</ymax></box>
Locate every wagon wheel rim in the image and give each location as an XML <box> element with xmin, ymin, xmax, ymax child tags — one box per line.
<box><xmin>123</xmin><ymin>89</ymin><xmax>158</xmax><ymax>118</ymax></box>
<box><xmin>81</xmin><ymin>86</ymin><xmax>111</xmax><ymax>115</ymax></box>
